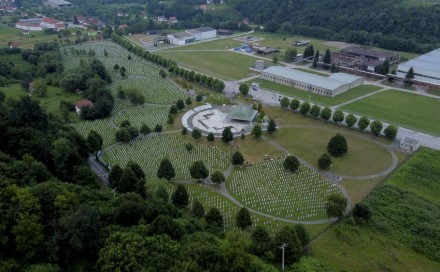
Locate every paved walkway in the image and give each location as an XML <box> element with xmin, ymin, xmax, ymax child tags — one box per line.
<box><xmin>331</xmin><ymin>87</ymin><xmax>387</xmax><ymax>109</ymax></box>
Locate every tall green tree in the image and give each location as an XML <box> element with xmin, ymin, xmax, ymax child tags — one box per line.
<box><xmin>236</xmin><ymin>207</ymin><xmax>252</xmax><ymax>230</ymax></box>
<box><xmin>192</xmin><ymin>128</ymin><xmax>202</xmax><ymax>140</ymax></box>
<box><xmin>252</xmin><ymin>124</ymin><xmax>262</xmax><ymax>138</ymax></box>
<box><xmin>327</xmin><ymin>133</ymin><xmax>348</xmax><ymax>156</ymax></box>
<box><xmin>157</xmin><ymin>158</ymin><xmax>176</xmax><ymax>181</ymax></box>
<box><xmin>211</xmin><ymin>171</ymin><xmax>225</xmax><ymax>184</ymax></box>
<box><xmin>205</xmin><ymin>207</ymin><xmax>223</xmax><ymax>231</ymax></box>
<box><xmin>358</xmin><ymin>116</ymin><xmax>370</xmax><ymax>132</ymax></box>
<box><xmin>323</xmin><ymin>49</ymin><xmax>332</xmax><ymax>67</ymax></box>
<box><xmin>222</xmin><ymin>127</ymin><xmax>233</xmax><ymax>142</ymax></box>
<box><xmin>384</xmin><ymin>124</ymin><xmax>398</xmax><ymax>141</ymax></box>
<box><xmin>332</xmin><ymin>110</ymin><xmax>344</xmax><ymax>123</ymax></box>
<box><xmin>312</xmin><ymin>50</ymin><xmax>320</xmax><ymax>68</ymax></box>
<box><xmin>405</xmin><ymin>67</ymin><xmax>414</xmax><ymax>85</ymax></box>
<box><xmin>290</xmin><ymin>99</ymin><xmax>300</xmax><ymax>111</ymax></box>
<box><xmin>191</xmin><ymin>199</ymin><xmax>205</xmax><ymax>218</ymax></box>
<box><xmin>325</xmin><ymin>194</ymin><xmax>347</xmax><ymax>219</ymax></box>
<box><xmin>189</xmin><ymin>161</ymin><xmax>209</xmax><ymax>180</ymax></box>
<box><xmin>267</xmin><ymin>118</ymin><xmax>277</xmax><ymax>134</ymax></box>
<box><xmin>345</xmin><ymin>113</ymin><xmax>357</xmax><ymax>128</ymax></box>
<box><xmin>239</xmin><ymin>83</ymin><xmax>249</xmax><ymax>95</ymax></box>
<box><xmin>250</xmin><ymin>226</ymin><xmax>271</xmax><ymax>257</ymax></box>
<box><xmin>172</xmin><ymin>184</ymin><xmax>189</xmax><ymax>208</ymax></box>
<box><xmin>280</xmin><ymin>97</ymin><xmax>289</xmax><ymax>108</ymax></box>
<box><xmin>318</xmin><ymin>154</ymin><xmax>332</xmax><ymax>170</ymax></box>
<box><xmin>273</xmin><ymin>226</ymin><xmax>302</xmax><ymax>264</ymax></box>
<box><xmin>284</xmin><ymin>47</ymin><xmax>297</xmax><ymax>62</ymax></box>
<box><xmin>232</xmin><ymin>151</ymin><xmax>245</xmax><ymax>166</ymax></box>
<box><xmin>370</xmin><ymin>120</ymin><xmax>383</xmax><ymax>136</ymax></box>
<box><xmin>309</xmin><ymin>104</ymin><xmax>321</xmax><ymax>118</ymax></box>
<box><xmin>299</xmin><ymin>102</ymin><xmax>310</xmax><ymax>115</ymax></box>
<box><xmin>283</xmin><ymin>155</ymin><xmax>300</xmax><ymax>173</ymax></box>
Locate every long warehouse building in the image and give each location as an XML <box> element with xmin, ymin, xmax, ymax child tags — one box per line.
<box><xmin>261</xmin><ymin>66</ymin><xmax>363</xmax><ymax>97</ymax></box>
<box><xmin>397</xmin><ymin>48</ymin><xmax>440</xmax><ymax>87</ymax></box>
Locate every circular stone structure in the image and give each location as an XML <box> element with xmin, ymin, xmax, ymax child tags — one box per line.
<box><xmin>182</xmin><ymin>104</ymin><xmax>258</xmax><ymax>136</ymax></box>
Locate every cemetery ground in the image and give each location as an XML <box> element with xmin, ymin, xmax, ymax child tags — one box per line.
<box><xmin>341</xmin><ymin>89</ymin><xmax>440</xmax><ymax>135</ymax></box>
<box><xmin>57</xmin><ymin>40</ymin><xmax>410</xmax><ymax>242</ymax></box>
<box><xmin>309</xmin><ymin>148</ymin><xmax>440</xmax><ymax>271</ymax></box>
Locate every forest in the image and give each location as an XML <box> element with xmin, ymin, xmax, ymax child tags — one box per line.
<box><xmin>230</xmin><ymin>0</ymin><xmax>440</xmax><ymax>53</ymax></box>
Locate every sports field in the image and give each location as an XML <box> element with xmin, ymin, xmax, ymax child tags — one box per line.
<box><xmin>342</xmin><ymin>89</ymin><xmax>440</xmax><ymax>134</ymax></box>
<box><xmin>156</xmin><ymin>51</ymin><xmax>272</xmax><ymax>80</ymax></box>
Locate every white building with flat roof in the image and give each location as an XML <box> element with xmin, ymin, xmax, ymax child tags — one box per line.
<box><xmin>397</xmin><ymin>48</ymin><xmax>440</xmax><ymax>86</ymax></box>
<box><xmin>261</xmin><ymin>67</ymin><xmax>364</xmax><ymax>97</ymax></box>
<box><xmin>167</xmin><ymin>27</ymin><xmax>216</xmax><ymax>45</ymax></box>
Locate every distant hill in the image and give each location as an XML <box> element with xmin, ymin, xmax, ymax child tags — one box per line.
<box><xmin>230</xmin><ymin>0</ymin><xmax>440</xmax><ymax>53</ymax></box>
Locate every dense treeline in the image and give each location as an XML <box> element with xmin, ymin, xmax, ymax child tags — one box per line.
<box><xmin>231</xmin><ymin>0</ymin><xmax>440</xmax><ymax>53</ymax></box>
<box><xmin>111</xmin><ymin>33</ymin><xmax>226</xmax><ymax>92</ymax></box>
<box><xmin>0</xmin><ymin>93</ymin><xmax>312</xmax><ymax>271</ymax></box>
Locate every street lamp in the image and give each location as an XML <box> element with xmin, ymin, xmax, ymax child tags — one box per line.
<box><xmin>278</xmin><ymin>243</ymin><xmax>288</xmax><ymax>271</ymax></box>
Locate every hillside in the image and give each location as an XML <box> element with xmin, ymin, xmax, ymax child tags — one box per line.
<box><xmin>230</xmin><ymin>0</ymin><xmax>440</xmax><ymax>53</ymax></box>
<box><xmin>309</xmin><ymin>148</ymin><xmax>440</xmax><ymax>271</ymax></box>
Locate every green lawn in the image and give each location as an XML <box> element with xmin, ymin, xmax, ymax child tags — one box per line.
<box><xmin>253</xmin><ymin>79</ymin><xmax>383</xmax><ymax>106</ymax></box>
<box><xmin>268</xmin><ymin>127</ymin><xmax>392</xmax><ymax>177</ymax></box>
<box><xmin>342</xmin><ymin>90</ymin><xmax>440</xmax><ymax>134</ymax></box>
<box><xmin>156</xmin><ymin>51</ymin><xmax>272</xmax><ymax>80</ymax></box>
<box><xmin>0</xmin><ymin>26</ymin><xmax>58</xmax><ymax>49</ymax></box>
<box><xmin>311</xmin><ymin>147</ymin><xmax>440</xmax><ymax>271</ymax></box>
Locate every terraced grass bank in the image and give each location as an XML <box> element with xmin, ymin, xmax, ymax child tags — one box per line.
<box><xmin>310</xmin><ymin>148</ymin><xmax>440</xmax><ymax>271</ymax></box>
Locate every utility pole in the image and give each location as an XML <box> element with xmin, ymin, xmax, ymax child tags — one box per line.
<box><xmin>278</xmin><ymin>243</ymin><xmax>288</xmax><ymax>271</ymax></box>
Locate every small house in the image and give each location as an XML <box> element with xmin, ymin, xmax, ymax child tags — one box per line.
<box><xmin>9</xmin><ymin>42</ymin><xmax>21</xmax><ymax>49</ymax></box>
<box><xmin>74</xmin><ymin>99</ymin><xmax>93</xmax><ymax>114</ymax></box>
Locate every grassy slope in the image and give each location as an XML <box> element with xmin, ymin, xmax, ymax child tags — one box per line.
<box><xmin>253</xmin><ymin>79</ymin><xmax>382</xmax><ymax>106</ymax></box>
<box><xmin>156</xmin><ymin>51</ymin><xmax>272</xmax><ymax>80</ymax></box>
<box><xmin>342</xmin><ymin>90</ymin><xmax>440</xmax><ymax>134</ymax></box>
<box><xmin>0</xmin><ymin>27</ymin><xmax>58</xmax><ymax>49</ymax></box>
<box><xmin>311</xmin><ymin>148</ymin><xmax>440</xmax><ymax>271</ymax></box>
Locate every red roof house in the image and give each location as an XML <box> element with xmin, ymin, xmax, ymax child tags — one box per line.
<box><xmin>9</xmin><ymin>42</ymin><xmax>21</xmax><ymax>49</ymax></box>
<box><xmin>74</xmin><ymin>99</ymin><xmax>93</xmax><ymax>114</ymax></box>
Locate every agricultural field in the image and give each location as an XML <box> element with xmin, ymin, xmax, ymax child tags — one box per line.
<box><xmin>227</xmin><ymin>157</ymin><xmax>343</xmax><ymax>221</ymax></box>
<box><xmin>105</xmin><ymin>133</ymin><xmax>231</xmax><ymax>180</ymax></box>
<box><xmin>72</xmin><ymin>119</ymin><xmax>116</xmax><ymax>148</ymax></box>
<box><xmin>61</xmin><ymin>41</ymin><xmax>187</xmax><ymax>104</ymax></box>
<box><xmin>113</xmin><ymin>104</ymin><xmax>171</xmax><ymax>129</ymax></box>
<box><xmin>268</xmin><ymin>127</ymin><xmax>393</xmax><ymax>177</ymax></box>
<box><xmin>156</xmin><ymin>50</ymin><xmax>272</xmax><ymax>80</ymax></box>
<box><xmin>311</xmin><ymin>147</ymin><xmax>440</xmax><ymax>271</ymax></box>
<box><xmin>342</xmin><ymin>89</ymin><xmax>440</xmax><ymax>135</ymax></box>
<box><xmin>0</xmin><ymin>26</ymin><xmax>58</xmax><ymax>49</ymax></box>
<box><xmin>252</xmin><ymin>79</ymin><xmax>383</xmax><ymax>107</ymax></box>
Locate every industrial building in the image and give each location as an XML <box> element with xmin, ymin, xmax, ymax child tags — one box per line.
<box><xmin>167</xmin><ymin>27</ymin><xmax>216</xmax><ymax>45</ymax></box>
<box><xmin>331</xmin><ymin>46</ymin><xmax>399</xmax><ymax>73</ymax></box>
<box><xmin>397</xmin><ymin>48</ymin><xmax>440</xmax><ymax>86</ymax></box>
<box><xmin>261</xmin><ymin>67</ymin><xmax>364</xmax><ymax>97</ymax></box>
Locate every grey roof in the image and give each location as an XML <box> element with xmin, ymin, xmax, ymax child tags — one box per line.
<box><xmin>186</xmin><ymin>27</ymin><xmax>216</xmax><ymax>34</ymax></box>
<box><xmin>341</xmin><ymin>46</ymin><xmax>397</xmax><ymax>59</ymax></box>
<box><xmin>262</xmin><ymin>67</ymin><xmax>360</xmax><ymax>91</ymax></box>
<box><xmin>226</xmin><ymin>107</ymin><xmax>258</xmax><ymax>122</ymax></box>
<box><xmin>328</xmin><ymin>73</ymin><xmax>363</xmax><ymax>83</ymax></box>
<box><xmin>47</xmin><ymin>0</ymin><xmax>72</xmax><ymax>5</ymax></box>
<box><xmin>398</xmin><ymin>48</ymin><xmax>440</xmax><ymax>75</ymax></box>
<box><xmin>170</xmin><ymin>32</ymin><xmax>193</xmax><ymax>39</ymax></box>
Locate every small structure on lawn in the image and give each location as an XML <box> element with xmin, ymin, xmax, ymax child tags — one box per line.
<box><xmin>255</xmin><ymin>47</ymin><xmax>279</xmax><ymax>55</ymax></box>
<box><xmin>293</xmin><ymin>40</ymin><xmax>310</xmax><ymax>46</ymax></box>
<box><xmin>226</xmin><ymin>106</ymin><xmax>258</xmax><ymax>125</ymax></box>
<box><xmin>255</xmin><ymin>60</ymin><xmax>265</xmax><ymax>71</ymax></box>
<box><xmin>75</xmin><ymin>99</ymin><xmax>93</xmax><ymax>114</ymax></box>
<box><xmin>399</xmin><ymin>137</ymin><xmax>420</xmax><ymax>153</ymax></box>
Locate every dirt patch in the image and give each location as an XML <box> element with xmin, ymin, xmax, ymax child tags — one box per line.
<box><xmin>324</xmin><ymin>41</ymin><xmax>356</xmax><ymax>49</ymax></box>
